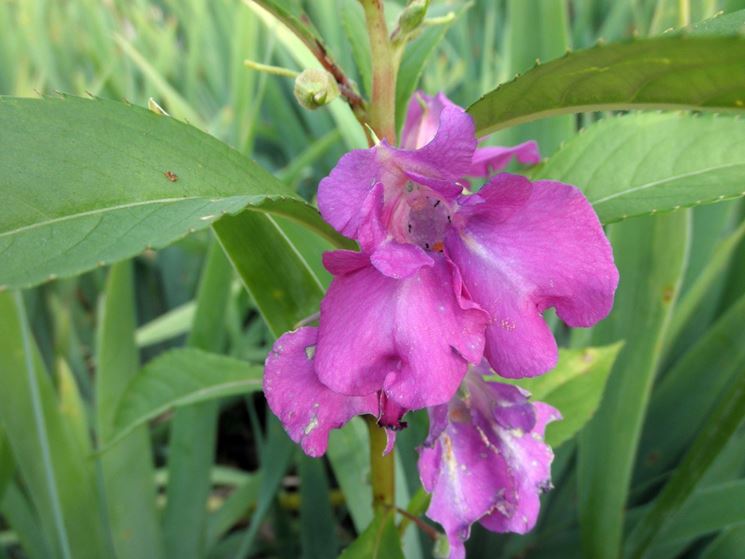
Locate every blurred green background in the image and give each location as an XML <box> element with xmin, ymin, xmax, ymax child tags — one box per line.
<box><xmin>1</xmin><ymin>1</ymin><xmax>745</xmax><ymax>558</ymax></box>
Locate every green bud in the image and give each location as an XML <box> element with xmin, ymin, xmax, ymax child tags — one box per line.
<box><xmin>398</xmin><ymin>0</ymin><xmax>429</xmax><ymax>34</ymax></box>
<box><xmin>293</xmin><ymin>68</ymin><xmax>340</xmax><ymax>110</ymax></box>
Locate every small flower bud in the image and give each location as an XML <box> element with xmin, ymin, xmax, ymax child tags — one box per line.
<box><xmin>293</xmin><ymin>69</ymin><xmax>340</xmax><ymax>110</ymax></box>
<box><xmin>398</xmin><ymin>0</ymin><xmax>429</xmax><ymax>34</ymax></box>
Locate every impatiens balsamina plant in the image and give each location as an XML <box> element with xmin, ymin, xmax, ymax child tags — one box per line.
<box><xmin>266</xmin><ymin>89</ymin><xmax>618</xmax><ymax>556</ymax></box>
<box><xmin>2</xmin><ymin>1</ymin><xmax>745</xmax><ymax>559</ymax></box>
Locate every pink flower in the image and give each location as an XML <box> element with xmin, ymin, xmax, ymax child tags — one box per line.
<box><xmin>262</xmin><ymin>92</ymin><xmax>617</xmax><ymax>548</ymax></box>
<box><xmin>317</xmin><ymin>92</ymin><xmax>617</xmax><ymax>383</ymax></box>
<box><xmin>418</xmin><ymin>365</ymin><xmax>560</xmax><ymax>559</ymax></box>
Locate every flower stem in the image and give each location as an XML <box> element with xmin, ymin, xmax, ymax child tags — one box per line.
<box><xmin>366</xmin><ymin>416</ymin><xmax>395</xmax><ymax>513</ymax></box>
<box><xmin>359</xmin><ymin>0</ymin><xmax>399</xmax><ymax>143</ymax></box>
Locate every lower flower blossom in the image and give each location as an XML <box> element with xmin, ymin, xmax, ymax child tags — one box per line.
<box><xmin>418</xmin><ymin>366</ymin><xmax>560</xmax><ymax>559</ymax></box>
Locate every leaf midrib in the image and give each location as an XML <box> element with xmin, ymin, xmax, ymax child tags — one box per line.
<box><xmin>590</xmin><ymin>162</ymin><xmax>745</xmax><ymax>206</ymax></box>
<box><xmin>0</xmin><ymin>194</ymin><xmax>282</xmax><ymax>239</ymax></box>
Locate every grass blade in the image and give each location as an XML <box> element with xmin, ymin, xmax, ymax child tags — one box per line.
<box><xmin>0</xmin><ymin>291</ymin><xmax>111</xmax><ymax>558</ymax></box>
<box><xmin>95</xmin><ymin>262</ymin><xmax>164</xmax><ymax>559</ymax></box>
<box><xmin>625</xmin><ymin>366</ymin><xmax>745</xmax><ymax>557</ymax></box>
<box><xmin>577</xmin><ymin>212</ymin><xmax>690</xmax><ymax>558</ymax></box>
<box><xmin>163</xmin><ymin>244</ymin><xmax>234</xmax><ymax>559</ymax></box>
<box><xmin>110</xmin><ymin>348</ymin><xmax>264</xmax><ymax>446</ymax></box>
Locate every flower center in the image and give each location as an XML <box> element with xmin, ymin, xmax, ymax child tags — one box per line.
<box><xmin>397</xmin><ymin>182</ymin><xmax>453</xmax><ymax>252</ymax></box>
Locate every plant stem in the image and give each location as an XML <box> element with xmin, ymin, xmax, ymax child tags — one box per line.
<box><xmin>359</xmin><ymin>0</ymin><xmax>399</xmax><ymax>142</ymax></box>
<box><xmin>366</xmin><ymin>416</ymin><xmax>395</xmax><ymax>513</ymax></box>
<box><xmin>243</xmin><ymin>59</ymin><xmax>298</xmax><ymax>78</ymax></box>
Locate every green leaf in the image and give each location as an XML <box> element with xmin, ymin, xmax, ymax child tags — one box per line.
<box><xmin>0</xmin><ymin>430</ymin><xmax>13</xmax><ymax>504</ymax></box>
<box><xmin>135</xmin><ymin>300</ymin><xmax>196</xmax><ymax>347</ymax></box>
<box><xmin>1</xmin><ymin>482</ymin><xmax>54</xmax><ymax>559</ymax></box>
<box><xmin>468</xmin><ymin>36</ymin><xmax>745</xmax><ymax>136</ymax></box>
<box><xmin>394</xmin><ymin>3</ymin><xmax>466</xmax><ymax>132</ymax></box>
<box><xmin>299</xmin><ymin>454</ymin><xmax>339</xmax><ymax>558</ymax></box>
<box><xmin>700</xmin><ymin>525</ymin><xmax>745</xmax><ymax>559</ymax></box>
<box><xmin>55</xmin><ymin>360</ymin><xmax>90</xmax><ymax>455</ymax></box>
<box><xmin>96</xmin><ymin>262</ymin><xmax>164</xmax><ymax>559</ymax></box>
<box><xmin>505</xmin><ymin>343</ymin><xmax>623</xmax><ymax>448</ymax></box>
<box><xmin>625</xmin><ymin>366</ymin><xmax>745</xmax><ymax>557</ymax></box>
<box><xmin>213</xmin><ymin>211</ymin><xmax>326</xmax><ymax>336</ymax></box>
<box><xmin>231</xmin><ymin>415</ymin><xmax>295</xmax><ymax>558</ymax></box>
<box><xmin>338</xmin><ymin>510</ymin><xmax>405</xmax><ymax>559</ymax></box>
<box><xmin>162</xmin><ymin>245</ymin><xmax>234</xmax><ymax>559</ymax></box>
<box><xmin>327</xmin><ymin>419</ymin><xmax>374</xmax><ymax>533</ymax></box>
<box><xmin>0</xmin><ymin>95</ymin><xmax>347</xmax><ymax>289</ymax></box>
<box><xmin>109</xmin><ymin>348</ymin><xmax>263</xmax><ymax>446</ymax></box>
<box><xmin>537</xmin><ymin>113</ymin><xmax>745</xmax><ymax>224</ymax></box>
<box><xmin>342</xmin><ymin>1</ymin><xmax>371</xmax><ymax>97</ymax></box>
<box><xmin>500</xmin><ymin>0</ymin><xmax>574</xmax><ymax>156</ymax></box>
<box><xmin>667</xmin><ymin>212</ymin><xmax>745</xmax><ymax>349</ymax></box>
<box><xmin>637</xmin><ymin>290</ymin><xmax>745</xmax><ymax>485</ymax></box>
<box><xmin>577</xmin><ymin>212</ymin><xmax>690</xmax><ymax>559</ymax></box>
<box><xmin>205</xmin><ymin>474</ymin><xmax>260</xmax><ymax>549</ymax></box>
<box><xmin>652</xmin><ymin>481</ymin><xmax>745</xmax><ymax>551</ymax></box>
<box><xmin>0</xmin><ymin>291</ymin><xmax>111</xmax><ymax>558</ymax></box>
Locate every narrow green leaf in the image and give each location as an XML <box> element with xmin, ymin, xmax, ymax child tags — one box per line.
<box><xmin>637</xmin><ymin>290</ymin><xmax>745</xmax><ymax>484</ymax></box>
<box><xmin>652</xmin><ymin>481</ymin><xmax>745</xmax><ymax>551</ymax></box>
<box><xmin>55</xmin><ymin>360</ymin><xmax>90</xmax><ymax>457</ymax></box>
<box><xmin>96</xmin><ymin>262</ymin><xmax>164</xmax><ymax>559</ymax></box>
<box><xmin>163</xmin><ymin>245</ymin><xmax>234</xmax><ymax>559</ymax></box>
<box><xmin>135</xmin><ymin>301</ymin><xmax>196</xmax><ymax>347</ymax></box>
<box><xmin>338</xmin><ymin>510</ymin><xmax>405</xmax><ymax>559</ymax></box>
<box><xmin>505</xmin><ymin>343</ymin><xmax>623</xmax><ymax>447</ymax></box>
<box><xmin>626</xmin><ymin>366</ymin><xmax>745</xmax><ymax>557</ymax></box>
<box><xmin>395</xmin><ymin>4</ymin><xmax>466</xmax><ymax>132</ymax></box>
<box><xmin>1</xmin><ymin>482</ymin><xmax>55</xmax><ymax>559</ymax></box>
<box><xmin>667</xmin><ymin>212</ymin><xmax>745</xmax><ymax>348</ymax></box>
<box><xmin>700</xmin><ymin>525</ymin><xmax>745</xmax><ymax>559</ymax></box>
<box><xmin>110</xmin><ymin>348</ymin><xmax>263</xmax><ymax>446</ymax></box>
<box><xmin>0</xmin><ymin>95</ymin><xmax>348</xmax><ymax>289</ymax></box>
<box><xmin>577</xmin><ymin>212</ymin><xmax>690</xmax><ymax>559</ymax></box>
<box><xmin>468</xmin><ymin>36</ymin><xmax>745</xmax><ymax>136</ymax></box>
<box><xmin>537</xmin><ymin>113</ymin><xmax>745</xmax><ymax>224</ymax></box>
<box><xmin>0</xmin><ymin>291</ymin><xmax>111</xmax><ymax>558</ymax></box>
<box><xmin>327</xmin><ymin>419</ymin><xmax>374</xmax><ymax>532</ymax></box>
<box><xmin>299</xmin><ymin>454</ymin><xmax>339</xmax><ymax>558</ymax></box>
<box><xmin>206</xmin><ymin>474</ymin><xmax>260</xmax><ymax>549</ymax></box>
<box><xmin>213</xmin><ymin>211</ymin><xmax>326</xmax><ymax>336</ymax></box>
<box><xmin>341</xmin><ymin>1</ymin><xmax>371</xmax><ymax>97</ymax></box>
<box><xmin>231</xmin><ymin>415</ymin><xmax>295</xmax><ymax>558</ymax></box>
<box><xmin>0</xmin><ymin>430</ymin><xmax>13</xmax><ymax>504</ymax></box>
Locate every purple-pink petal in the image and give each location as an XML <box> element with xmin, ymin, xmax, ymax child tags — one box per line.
<box><xmin>446</xmin><ymin>173</ymin><xmax>618</xmax><ymax>378</ymax></box>
<box><xmin>263</xmin><ymin>327</ymin><xmax>378</xmax><ymax>457</ymax></box>
<box><xmin>315</xmin><ymin>253</ymin><xmax>488</xmax><ymax>409</ymax></box>
<box><xmin>418</xmin><ymin>374</ymin><xmax>560</xmax><ymax>558</ymax></box>
<box><xmin>479</xmin><ymin>402</ymin><xmax>560</xmax><ymax>534</ymax></box>
<box><xmin>317</xmin><ymin>148</ymin><xmax>379</xmax><ymax>238</ymax></box>
<box><xmin>318</xmin><ymin>95</ymin><xmax>476</xmax><ymax>244</ymax></box>
<box><xmin>419</xmin><ymin>401</ymin><xmax>511</xmax><ymax>559</ymax></box>
<box><xmin>400</xmin><ymin>91</ymin><xmax>458</xmax><ymax>150</ymax></box>
<box><xmin>469</xmin><ymin>140</ymin><xmax>541</xmax><ymax>177</ymax></box>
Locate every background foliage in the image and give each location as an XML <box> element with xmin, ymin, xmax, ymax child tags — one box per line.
<box><xmin>1</xmin><ymin>0</ymin><xmax>745</xmax><ymax>558</ymax></box>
